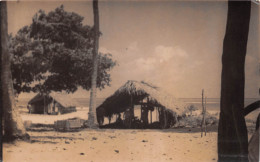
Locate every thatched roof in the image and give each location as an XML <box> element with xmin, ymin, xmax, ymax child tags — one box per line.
<box><xmin>97</xmin><ymin>80</ymin><xmax>187</xmax><ymax>117</ymax></box>
<box><xmin>28</xmin><ymin>92</ymin><xmax>77</xmax><ymax>108</ymax></box>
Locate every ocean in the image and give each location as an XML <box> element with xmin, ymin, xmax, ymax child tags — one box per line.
<box><xmin>17</xmin><ymin>97</ymin><xmax>259</xmax><ymax>121</ymax></box>
<box><xmin>17</xmin><ymin>97</ymin><xmax>259</xmax><ymax>111</ymax></box>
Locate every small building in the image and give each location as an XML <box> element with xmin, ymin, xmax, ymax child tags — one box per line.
<box><xmin>96</xmin><ymin>80</ymin><xmax>187</xmax><ymax>128</ymax></box>
<box><xmin>28</xmin><ymin>92</ymin><xmax>77</xmax><ymax>115</ymax></box>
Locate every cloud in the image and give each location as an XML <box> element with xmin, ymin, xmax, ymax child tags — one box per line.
<box><xmin>154</xmin><ymin>45</ymin><xmax>188</xmax><ymax>63</ymax></box>
<box><xmin>96</xmin><ymin>44</ymin><xmax>222</xmax><ymax>98</ymax></box>
<box><xmin>134</xmin><ymin>45</ymin><xmax>189</xmax><ymax>72</ymax></box>
<box><xmin>126</xmin><ymin>45</ymin><xmax>193</xmax><ymax>91</ymax></box>
<box><xmin>127</xmin><ymin>41</ymin><xmax>139</xmax><ymax>52</ymax></box>
<box><xmin>135</xmin><ymin>57</ymin><xmax>157</xmax><ymax>71</ymax></box>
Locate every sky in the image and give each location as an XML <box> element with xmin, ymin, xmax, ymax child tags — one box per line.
<box><xmin>7</xmin><ymin>1</ymin><xmax>259</xmax><ymax>99</ymax></box>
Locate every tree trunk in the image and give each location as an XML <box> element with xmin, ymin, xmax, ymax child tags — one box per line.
<box><xmin>243</xmin><ymin>100</ymin><xmax>260</xmax><ymax>116</ymax></box>
<box><xmin>0</xmin><ymin>3</ymin><xmax>2</xmax><ymax>160</ymax></box>
<box><xmin>88</xmin><ymin>0</ymin><xmax>99</xmax><ymax>128</ymax></box>
<box><xmin>218</xmin><ymin>1</ymin><xmax>251</xmax><ymax>162</ymax></box>
<box><xmin>1</xmin><ymin>1</ymin><xmax>29</xmax><ymax>141</ymax></box>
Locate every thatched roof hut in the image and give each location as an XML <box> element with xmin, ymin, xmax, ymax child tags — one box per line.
<box><xmin>28</xmin><ymin>92</ymin><xmax>77</xmax><ymax>114</ymax></box>
<box><xmin>97</xmin><ymin>80</ymin><xmax>187</xmax><ymax>118</ymax></box>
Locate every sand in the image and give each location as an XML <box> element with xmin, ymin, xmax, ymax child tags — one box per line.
<box><xmin>3</xmin><ymin>128</ymin><xmax>218</xmax><ymax>162</ymax></box>
<box><xmin>20</xmin><ymin>108</ymin><xmax>89</xmax><ymax>125</ymax></box>
<box><xmin>4</xmin><ymin>108</ymin><xmax>257</xmax><ymax>162</ymax></box>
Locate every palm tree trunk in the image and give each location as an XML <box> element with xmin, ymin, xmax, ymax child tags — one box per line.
<box><xmin>243</xmin><ymin>100</ymin><xmax>260</xmax><ymax>116</ymax></box>
<box><xmin>1</xmin><ymin>1</ymin><xmax>28</xmax><ymax>141</ymax></box>
<box><xmin>218</xmin><ymin>1</ymin><xmax>251</xmax><ymax>161</ymax></box>
<box><xmin>88</xmin><ymin>0</ymin><xmax>99</xmax><ymax>128</ymax></box>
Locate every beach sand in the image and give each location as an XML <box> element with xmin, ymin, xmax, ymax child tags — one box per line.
<box><xmin>3</xmin><ymin>128</ymin><xmax>219</xmax><ymax>162</ymax></box>
<box><xmin>3</xmin><ymin>108</ymin><xmax>257</xmax><ymax>162</ymax></box>
<box><xmin>20</xmin><ymin>107</ymin><xmax>89</xmax><ymax>125</ymax></box>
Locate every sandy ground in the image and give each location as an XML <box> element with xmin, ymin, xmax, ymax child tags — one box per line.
<box><xmin>3</xmin><ymin>128</ymin><xmax>218</xmax><ymax>162</ymax></box>
<box><xmin>4</xmin><ymin>109</ymin><xmax>257</xmax><ymax>162</ymax></box>
<box><xmin>20</xmin><ymin>108</ymin><xmax>89</xmax><ymax>125</ymax></box>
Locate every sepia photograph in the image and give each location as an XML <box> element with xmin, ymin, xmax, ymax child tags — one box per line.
<box><xmin>1</xmin><ymin>0</ymin><xmax>259</xmax><ymax>162</ymax></box>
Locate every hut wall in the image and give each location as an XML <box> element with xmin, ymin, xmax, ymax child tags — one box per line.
<box><xmin>62</xmin><ymin>106</ymin><xmax>77</xmax><ymax>114</ymax></box>
<box><xmin>133</xmin><ymin>105</ymin><xmax>141</xmax><ymax>119</ymax></box>
<box><xmin>55</xmin><ymin>102</ymin><xmax>76</xmax><ymax>114</ymax></box>
<box><xmin>47</xmin><ymin>101</ymin><xmax>54</xmax><ymax>114</ymax></box>
<box><xmin>28</xmin><ymin>95</ymin><xmax>77</xmax><ymax>115</ymax></box>
<box><xmin>31</xmin><ymin>101</ymin><xmax>45</xmax><ymax>114</ymax></box>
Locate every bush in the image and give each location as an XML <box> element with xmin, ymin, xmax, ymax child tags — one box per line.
<box><xmin>176</xmin><ymin>112</ymin><xmax>218</xmax><ymax>128</ymax></box>
<box><xmin>184</xmin><ymin>104</ymin><xmax>199</xmax><ymax>116</ymax></box>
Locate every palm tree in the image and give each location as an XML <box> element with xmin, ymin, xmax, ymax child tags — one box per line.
<box><xmin>88</xmin><ymin>0</ymin><xmax>99</xmax><ymax>128</ymax></box>
<box><xmin>218</xmin><ymin>1</ymin><xmax>251</xmax><ymax>161</ymax></box>
<box><xmin>1</xmin><ymin>1</ymin><xmax>28</xmax><ymax>141</ymax></box>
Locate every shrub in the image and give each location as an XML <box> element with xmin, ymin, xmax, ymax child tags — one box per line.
<box><xmin>184</xmin><ymin>104</ymin><xmax>199</xmax><ymax>116</ymax></box>
<box><xmin>176</xmin><ymin>112</ymin><xmax>218</xmax><ymax>128</ymax></box>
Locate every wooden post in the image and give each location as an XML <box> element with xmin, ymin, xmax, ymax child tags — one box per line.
<box><xmin>132</xmin><ymin>95</ymin><xmax>135</xmax><ymax>116</ymax></box>
<box><xmin>156</xmin><ymin>107</ymin><xmax>157</xmax><ymax>121</ymax></box>
<box><xmin>44</xmin><ymin>95</ymin><xmax>46</xmax><ymax>114</ymax></box>
<box><xmin>201</xmin><ymin>89</ymin><xmax>205</xmax><ymax>137</ymax></box>
<box><xmin>201</xmin><ymin>90</ymin><xmax>207</xmax><ymax>137</ymax></box>
<box><xmin>140</xmin><ymin>105</ymin><xmax>142</xmax><ymax>122</ymax></box>
<box><xmin>130</xmin><ymin>95</ymin><xmax>134</xmax><ymax>128</ymax></box>
<box><xmin>164</xmin><ymin>109</ymin><xmax>167</xmax><ymax>129</ymax></box>
<box><xmin>201</xmin><ymin>89</ymin><xmax>207</xmax><ymax>137</ymax></box>
<box><xmin>204</xmin><ymin>97</ymin><xmax>207</xmax><ymax>136</ymax></box>
<box><xmin>150</xmin><ymin>110</ymin><xmax>152</xmax><ymax>124</ymax></box>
